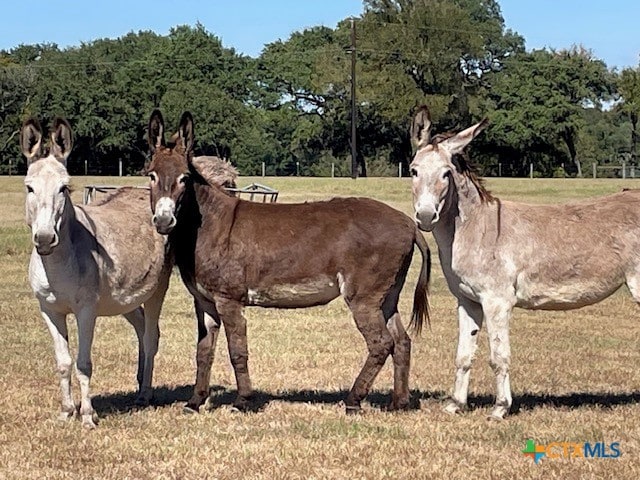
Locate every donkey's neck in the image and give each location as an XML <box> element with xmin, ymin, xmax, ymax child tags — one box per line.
<box><xmin>454</xmin><ymin>173</ymin><xmax>485</xmax><ymax>219</ymax></box>
<box><xmin>432</xmin><ymin>174</ymin><xmax>484</xmax><ymax>246</ymax></box>
<box><xmin>38</xmin><ymin>197</ymin><xmax>82</xmax><ymax>271</ymax></box>
<box><xmin>171</xmin><ymin>181</ymin><xmax>238</xmax><ymax>278</ymax></box>
<box><xmin>194</xmin><ymin>181</ymin><xmax>237</xmax><ymax>222</ymax></box>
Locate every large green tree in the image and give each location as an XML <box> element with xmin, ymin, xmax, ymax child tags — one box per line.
<box><xmin>617</xmin><ymin>66</ymin><xmax>640</xmax><ymax>164</ymax></box>
<box><xmin>356</xmin><ymin>0</ymin><xmax>524</xmax><ymax>124</ymax></box>
<box><xmin>480</xmin><ymin>47</ymin><xmax>615</xmax><ymax>176</ymax></box>
<box><xmin>1</xmin><ymin>25</ymin><xmax>258</xmax><ymax>174</ymax></box>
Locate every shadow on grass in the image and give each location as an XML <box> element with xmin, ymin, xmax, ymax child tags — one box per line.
<box><xmin>92</xmin><ymin>386</ymin><xmax>640</xmax><ymax>418</ymax></box>
<box><xmin>93</xmin><ymin>385</ymin><xmax>430</xmax><ymax>417</ymax></box>
<box><xmin>511</xmin><ymin>391</ymin><xmax>640</xmax><ymax>414</ymax></box>
<box><xmin>464</xmin><ymin>391</ymin><xmax>640</xmax><ymax>414</ymax></box>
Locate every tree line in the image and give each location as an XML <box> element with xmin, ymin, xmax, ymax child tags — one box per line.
<box><xmin>1</xmin><ymin>0</ymin><xmax>639</xmax><ymax>177</ymax></box>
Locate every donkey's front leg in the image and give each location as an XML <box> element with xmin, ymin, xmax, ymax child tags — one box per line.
<box><xmin>445</xmin><ymin>298</ymin><xmax>483</xmax><ymax>414</ymax></box>
<box><xmin>216</xmin><ymin>297</ymin><xmax>252</xmax><ymax>411</ymax></box>
<box><xmin>185</xmin><ymin>299</ymin><xmax>221</xmax><ymax>413</ymax></box>
<box><xmin>483</xmin><ymin>298</ymin><xmax>514</xmax><ymax>420</ymax></box>
<box><xmin>75</xmin><ymin>308</ymin><xmax>98</xmax><ymax>428</ymax></box>
<box><xmin>40</xmin><ymin>307</ymin><xmax>75</xmax><ymax>421</ymax></box>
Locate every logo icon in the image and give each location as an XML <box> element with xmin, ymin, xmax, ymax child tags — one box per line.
<box><xmin>522</xmin><ymin>439</ymin><xmax>546</xmax><ymax>464</ymax></box>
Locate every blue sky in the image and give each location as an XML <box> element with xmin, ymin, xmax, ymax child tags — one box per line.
<box><xmin>1</xmin><ymin>1</ymin><xmax>638</xmax><ymax>69</ymax></box>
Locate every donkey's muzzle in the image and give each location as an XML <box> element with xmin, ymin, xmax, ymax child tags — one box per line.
<box><xmin>153</xmin><ymin>197</ymin><xmax>177</xmax><ymax>234</ymax></box>
<box><xmin>152</xmin><ymin>214</ymin><xmax>176</xmax><ymax>235</ymax></box>
<box><xmin>33</xmin><ymin>230</ymin><xmax>59</xmax><ymax>255</ymax></box>
<box><xmin>414</xmin><ymin>211</ymin><xmax>438</xmax><ymax>232</ymax></box>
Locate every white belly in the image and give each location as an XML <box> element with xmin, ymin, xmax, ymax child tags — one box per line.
<box><xmin>247</xmin><ymin>277</ymin><xmax>340</xmax><ymax>308</ymax></box>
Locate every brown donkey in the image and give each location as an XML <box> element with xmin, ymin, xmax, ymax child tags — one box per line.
<box><xmin>146</xmin><ymin>110</ymin><xmax>431</xmax><ymax>413</ymax></box>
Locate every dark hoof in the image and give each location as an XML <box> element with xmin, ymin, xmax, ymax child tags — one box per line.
<box><xmin>183</xmin><ymin>404</ymin><xmax>200</xmax><ymax>414</ymax></box>
<box><xmin>384</xmin><ymin>401</ymin><xmax>410</xmax><ymax>412</ymax></box>
<box><xmin>134</xmin><ymin>397</ymin><xmax>150</xmax><ymax>408</ymax></box>
<box><xmin>232</xmin><ymin>397</ymin><xmax>252</xmax><ymax>413</ymax></box>
<box><xmin>345</xmin><ymin>405</ymin><xmax>362</xmax><ymax>415</ymax></box>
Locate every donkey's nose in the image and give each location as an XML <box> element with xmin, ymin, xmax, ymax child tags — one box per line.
<box><xmin>152</xmin><ymin>214</ymin><xmax>176</xmax><ymax>234</ymax></box>
<box><xmin>34</xmin><ymin>231</ymin><xmax>58</xmax><ymax>255</ymax></box>
<box><xmin>414</xmin><ymin>210</ymin><xmax>437</xmax><ymax>232</ymax></box>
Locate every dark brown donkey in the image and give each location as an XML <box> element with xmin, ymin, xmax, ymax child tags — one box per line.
<box><xmin>146</xmin><ymin>110</ymin><xmax>431</xmax><ymax>413</ymax></box>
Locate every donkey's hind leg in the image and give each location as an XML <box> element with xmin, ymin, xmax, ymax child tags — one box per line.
<box><xmin>185</xmin><ymin>299</ymin><xmax>221</xmax><ymax>413</ymax></box>
<box><xmin>135</xmin><ymin>273</ymin><xmax>169</xmax><ymax>406</ymax></box>
<box><xmin>123</xmin><ymin>307</ymin><xmax>146</xmax><ymax>397</ymax></box>
<box><xmin>386</xmin><ymin>312</ymin><xmax>411</xmax><ymax>410</ymax></box>
<box><xmin>345</xmin><ymin>302</ymin><xmax>395</xmax><ymax>414</ymax></box>
<box><xmin>216</xmin><ymin>297</ymin><xmax>253</xmax><ymax>411</ymax></box>
<box><xmin>625</xmin><ymin>272</ymin><xmax>640</xmax><ymax>305</ymax></box>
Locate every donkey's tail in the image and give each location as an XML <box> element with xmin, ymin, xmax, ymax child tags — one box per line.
<box><xmin>410</xmin><ymin>229</ymin><xmax>431</xmax><ymax>335</ymax></box>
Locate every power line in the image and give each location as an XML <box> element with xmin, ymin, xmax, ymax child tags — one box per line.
<box><xmin>0</xmin><ymin>48</ymin><xmax>613</xmax><ymax>75</ymax></box>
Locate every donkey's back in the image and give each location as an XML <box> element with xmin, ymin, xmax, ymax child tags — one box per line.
<box><xmin>453</xmin><ymin>189</ymin><xmax>640</xmax><ymax>310</ymax></box>
<box><xmin>195</xmin><ymin>191</ymin><xmax>422</xmax><ymax>309</ymax></box>
<box><xmin>75</xmin><ymin>187</ymin><xmax>171</xmax><ymax>315</ymax></box>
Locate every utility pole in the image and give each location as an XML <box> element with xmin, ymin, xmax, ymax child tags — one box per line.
<box><xmin>350</xmin><ymin>17</ymin><xmax>357</xmax><ymax>180</ymax></box>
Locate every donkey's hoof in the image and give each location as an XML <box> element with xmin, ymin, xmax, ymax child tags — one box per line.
<box><xmin>134</xmin><ymin>389</ymin><xmax>153</xmax><ymax>407</ymax></box>
<box><xmin>183</xmin><ymin>404</ymin><xmax>200</xmax><ymax>415</ymax></box>
<box><xmin>231</xmin><ymin>395</ymin><xmax>254</xmax><ymax>413</ymax></box>
<box><xmin>134</xmin><ymin>397</ymin><xmax>150</xmax><ymax>408</ymax></box>
<box><xmin>443</xmin><ymin>399</ymin><xmax>465</xmax><ymax>415</ymax></box>
<box><xmin>58</xmin><ymin>409</ymin><xmax>75</xmax><ymax>422</ymax></box>
<box><xmin>488</xmin><ymin>406</ymin><xmax>508</xmax><ymax>421</ymax></box>
<box><xmin>345</xmin><ymin>405</ymin><xmax>362</xmax><ymax>416</ymax></box>
<box><xmin>385</xmin><ymin>400</ymin><xmax>410</xmax><ymax>412</ymax></box>
<box><xmin>230</xmin><ymin>403</ymin><xmax>249</xmax><ymax>413</ymax></box>
<box><xmin>81</xmin><ymin>413</ymin><xmax>98</xmax><ymax>429</ymax></box>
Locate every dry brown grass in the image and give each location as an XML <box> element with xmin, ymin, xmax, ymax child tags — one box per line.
<box><xmin>1</xmin><ymin>176</ymin><xmax>639</xmax><ymax>479</ymax></box>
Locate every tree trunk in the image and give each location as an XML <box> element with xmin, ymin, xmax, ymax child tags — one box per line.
<box><xmin>631</xmin><ymin>112</ymin><xmax>638</xmax><ymax>165</ymax></box>
<box><xmin>562</xmin><ymin>128</ymin><xmax>581</xmax><ymax>177</ymax></box>
<box><xmin>358</xmin><ymin>151</ymin><xmax>367</xmax><ymax>177</ymax></box>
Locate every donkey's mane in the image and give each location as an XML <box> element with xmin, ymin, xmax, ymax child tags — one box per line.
<box><xmin>431</xmin><ymin>133</ymin><xmax>494</xmax><ymax>204</ymax></box>
<box><xmin>93</xmin><ymin>186</ymin><xmax>143</xmax><ymax>206</ymax></box>
<box><xmin>191</xmin><ymin>155</ymin><xmax>238</xmax><ymax>189</ymax></box>
<box><xmin>95</xmin><ymin>157</ymin><xmax>239</xmax><ymax>207</ymax></box>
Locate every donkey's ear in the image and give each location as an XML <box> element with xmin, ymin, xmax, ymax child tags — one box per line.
<box><xmin>411</xmin><ymin>105</ymin><xmax>432</xmax><ymax>149</ymax></box>
<box><xmin>50</xmin><ymin>117</ymin><xmax>73</xmax><ymax>164</ymax></box>
<box><xmin>442</xmin><ymin>118</ymin><xmax>489</xmax><ymax>155</ymax></box>
<box><xmin>148</xmin><ymin>109</ymin><xmax>165</xmax><ymax>153</ymax></box>
<box><xmin>176</xmin><ymin>111</ymin><xmax>194</xmax><ymax>156</ymax></box>
<box><xmin>20</xmin><ymin>118</ymin><xmax>43</xmax><ymax>164</ymax></box>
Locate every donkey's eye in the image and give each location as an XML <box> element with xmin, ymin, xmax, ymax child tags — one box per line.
<box><xmin>26</xmin><ymin>185</ymin><xmax>34</xmax><ymax>194</ymax></box>
<box><xmin>59</xmin><ymin>185</ymin><xmax>69</xmax><ymax>194</ymax></box>
<box><xmin>410</xmin><ymin>168</ymin><xmax>418</xmax><ymax>177</ymax></box>
<box><xmin>178</xmin><ymin>173</ymin><xmax>190</xmax><ymax>184</ymax></box>
<box><xmin>148</xmin><ymin>172</ymin><xmax>157</xmax><ymax>182</ymax></box>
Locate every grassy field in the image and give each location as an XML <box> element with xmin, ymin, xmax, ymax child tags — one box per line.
<box><xmin>1</xmin><ymin>175</ymin><xmax>639</xmax><ymax>479</ymax></box>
